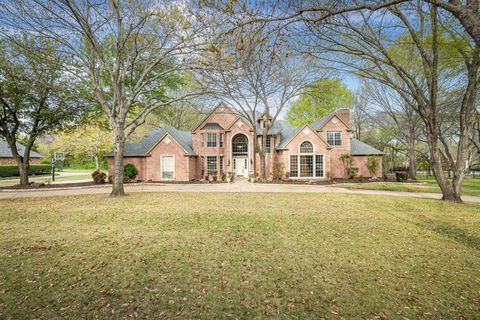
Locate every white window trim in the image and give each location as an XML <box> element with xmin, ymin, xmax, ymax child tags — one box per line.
<box><xmin>230</xmin><ymin>134</ymin><xmax>250</xmax><ymax>173</ymax></box>
<box><xmin>206</xmin><ymin>155</ymin><xmax>218</xmax><ymax>176</ymax></box>
<box><xmin>327</xmin><ymin>131</ymin><xmax>342</xmax><ymax>147</ymax></box>
<box><xmin>299</xmin><ymin>140</ymin><xmax>315</xmax><ymax>154</ymax></box>
<box><xmin>207</xmin><ymin>133</ymin><xmax>217</xmax><ymax>148</ymax></box>
<box><xmin>289</xmin><ymin>153</ymin><xmax>325</xmax><ymax>179</ymax></box>
<box><xmin>160</xmin><ymin>155</ymin><xmax>175</xmax><ymax>181</ymax></box>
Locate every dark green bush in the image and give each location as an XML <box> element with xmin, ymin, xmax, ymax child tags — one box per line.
<box><xmin>0</xmin><ymin>164</ymin><xmax>50</xmax><ymax>177</ymax></box>
<box><xmin>347</xmin><ymin>167</ymin><xmax>359</xmax><ymax>179</ymax></box>
<box><xmin>91</xmin><ymin>170</ymin><xmax>107</xmax><ymax>184</ymax></box>
<box><xmin>395</xmin><ymin>171</ymin><xmax>408</xmax><ymax>182</ymax></box>
<box><xmin>124</xmin><ymin>163</ymin><xmax>138</xmax><ymax>181</ymax></box>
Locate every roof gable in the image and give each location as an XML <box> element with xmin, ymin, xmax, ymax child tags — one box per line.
<box><xmin>225</xmin><ymin>116</ymin><xmax>253</xmax><ymax>131</ymax></box>
<box><xmin>107</xmin><ymin>127</ymin><xmax>195</xmax><ymax>157</ymax></box>
<box><xmin>192</xmin><ymin>101</ymin><xmax>233</xmax><ymax>133</ymax></box>
<box><xmin>312</xmin><ymin>112</ymin><xmax>350</xmax><ymax>131</ymax></box>
<box><xmin>277</xmin><ymin>124</ymin><xmax>331</xmax><ymax>150</ymax></box>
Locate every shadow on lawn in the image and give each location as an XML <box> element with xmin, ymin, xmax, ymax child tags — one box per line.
<box><xmin>386</xmin><ymin>209</ymin><xmax>480</xmax><ymax>250</ymax></box>
<box><xmin>415</xmin><ymin>216</ymin><xmax>480</xmax><ymax>251</ymax></box>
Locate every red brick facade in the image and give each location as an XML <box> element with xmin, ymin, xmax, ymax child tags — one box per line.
<box><xmin>107</xmin><ymin>102</ymin><xmax>382</xmax><ymax>181</ymax></box>
<box><xmin>0</xmin><ymin>157</ymin><xmax>41</xmax><ymax>165</ymax></box>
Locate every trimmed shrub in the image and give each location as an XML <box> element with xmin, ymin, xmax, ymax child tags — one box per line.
<box><xmin>326</xmin><ymin>171</ymin><xmax>335</xmax><ymax>181</ymax></box>
<box><xmin>124</xmin><ymin>163</ymin><xmax>138</xmax><ymax>181</ymax></box>
<box><xmin>367</xmin><ymin>156</ymin><xmax>379</xmax><ymax>177</ymax></box>
<box><xmin>91</xmin><ymin>170</ymin><xmax>107</xmax><ymax>184</ymax></box>
<box><xmin>0</xmin><ymin>164</ymin><xmax>50</xmax><ymax>177</ymax></box>
<box><xmin>396</xmin><ymin>171</ymin><xmax>408</xmax><ymax>182</ymax></box>
<box><xmin>272</xmin><ymin>160</ymin><xmax>285</xmax><ymax>180</ymax></box>
<box><xmin>347</xmin><ymin>167</ymin><xmax>359</xmax><ymax>179</ymax></box>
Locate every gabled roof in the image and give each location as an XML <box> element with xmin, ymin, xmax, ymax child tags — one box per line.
<box><xmin>201</xmin><ymin>122</ymin><xmax>224</xmax><ymax>130</ymax></box>
<box><xmin>0</xmin><ymin>138</ymin><xmax>42</xmax><ymax>158</ymax></box>
<box><xmin>106</xmin><ymin>127</ymin><xmax>196</xmax><ymax>157</ymax></box>
<box><xmin>312</xmin><ymin>110</ymin><xmax>350</xmax><ymax>131</ymax></box>
<box><xmin>350</xmin><ymin>138</ymin><xmax>383</xmax><ymax>155</ymax></box>
<box><xmin>192</xmin><ymin>101</ymin><xmax>232</xmax><ymax>133</ymax></box>
<box><xmin>277</xmin><ymin>123</ymin><xmax>331</xmax><ymax>150</ymax></box>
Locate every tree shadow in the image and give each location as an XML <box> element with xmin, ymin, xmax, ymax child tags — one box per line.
<box><xmin>408</xmin><ymin>215</ymin><xmax>480</xmax><ymax>251</ymax></box>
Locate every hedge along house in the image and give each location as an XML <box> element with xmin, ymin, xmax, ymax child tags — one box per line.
<box><xmin>0</xmin><ymin>138</ymin><xmax>42</xmax><ymax>165</ymax></box>
<box><xmin>106</xmin><ymin>102</ymin><xmax>383</xmax><ymax>181</ymax></box>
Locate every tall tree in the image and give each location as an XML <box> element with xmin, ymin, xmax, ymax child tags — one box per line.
<box><xmin>0</xmin><ymin>36</ymin><xmax>83</xmax><ymax>186</ymax></box>
<box><xmin>304</xmin><ymin>2</ymin><xmax>479</xmax><ymax>202</ymax></box>
<box><xmin>364</xmin><ymin>81</ymin><xmax>423</xmax><ymax>180</ymax></box>
<box><xmin>1</xmin><ymin>0</ymin><xmax>204</xmax><ymax>196</ymax></box>
<box><xmin>286</xmin><ymin>78</ymin><xmax>353</xmax><ymax>126</ymax></box>
<box><xmin>351</xmin><ymin>85</ymin><xmax>370</xmax><ymax>140</ymax></box>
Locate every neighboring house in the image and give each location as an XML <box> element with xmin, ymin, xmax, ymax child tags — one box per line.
<box><xmin>106</xmin><ymin>102</ymin><xmax>382</xmax><ymax>181</ymax></box>
<box><xmin>0</xmin><ymin>138</ymin><xmax>42</xmax><ymax>164</ymax></box>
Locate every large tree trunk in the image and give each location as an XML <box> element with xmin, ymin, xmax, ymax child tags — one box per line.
<box><xmin>94</xmin><ymin>154</ymin><xmax>99</xmax><ymax>171</ymax></box>
<box><xmin>259</xmin><ymin>130</ymin><xmax>269</xmax><ymax>180</ymax></box>
<box><xmin>259</xmin><ymin>151</ymin><xmax>266</xmax><ymax>179</ymax></box>
<box><xmin>427</xmin><ymin>128</ymin><xmax>462</xmax><ymax>203</ymax></box>
<box><xmin>407</xmin><ymin>137</ymin><xmax>416</xmax><ymax>180</ymax></box>
<box><xmin>111</xmin><ymin>126</ymin><xmax>126</xmax><ymax>197</ymax></box>
<box><xmin>18</xmin><ymin>161</ymin><xmax>29</xmax><ymax>186</ymax></box>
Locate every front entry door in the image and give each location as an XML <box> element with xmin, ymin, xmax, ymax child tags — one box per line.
<box><xmin>235</xmin><ymin>158</ymin><xmax>248</xmax><ymax>176</ymax></box>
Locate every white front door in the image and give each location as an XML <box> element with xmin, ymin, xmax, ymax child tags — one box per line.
<box><xmin>235</xmin><ymin>158</ymin><xmax>248</xmax><ymax>176</ymax></box>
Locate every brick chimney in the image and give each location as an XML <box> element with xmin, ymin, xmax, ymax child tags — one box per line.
<box><xmin>335</xmin><ymin>108</ymin><xmax>350</xmax><ymax>126</ymax></box>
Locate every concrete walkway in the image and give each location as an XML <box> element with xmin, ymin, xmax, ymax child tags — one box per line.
<box><xmin>0</xmin><ymin>178</ymin><xmax>479</xmax><ymax>203</ymax></box>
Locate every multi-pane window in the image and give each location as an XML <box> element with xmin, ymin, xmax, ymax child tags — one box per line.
<box><xmin>220</xmin><ymin>156</ymin><xmax>224</xmax><ymax>173</ymax></box>
<box><xmin>207</xmin><ymin>133</ymin><xmax>217</xmax><ymax>147</ymax></box>
<box><xmin>290</xmin><ymin>153</ymin><xmax>324</xmax><ymax>178</ymax></box>
<box><xmin>232</xmin><ymin>135</ymin><xmax>248</xmax><ymax>156</ymax></box>
<box><xmin>200</xmin><ymin>156</ymin><xmax>204</xmax><ymax>177</ymax></box>
<box><xmin>161</xmin><ymin>156</ymin><xmax>174</xmax><ymax>180</ymax></box>
<box><xmin>265</xmin><ymin>136</ymin><xmax>271</xmax><ymax>153</ymax></box>
<box><xmin>300</xmin><ymin>141</ymin><xmax>313</xmax><ymax>153</ymax></box>
<box><xmin>219</xmin><ymin>133</ymin><xmax>224</xmax><ymax>147</ymax></box>
<box><xmin>290</xmin><ymin>155</ymin><xmax>298</xmax><ymax>177</ymax></box>
<box><xmin>315</xmin><ymin>155</ymin><xmax>324</xmax><ymax>177</ymax></box>
<box><xmin>207</xmin><ymin>156</ymin><xmax>217</xmax><ymax>176</ymax></box>
<box><xmin>300</xmin><ymin>155</ymin><xmax>314</xmax><ymax>177</ymax></box>
<box><xmin>327</xmin><ymin>131</ymin><xmax>342</xmax><ymax>146</ymax></box>
<box><xmin>201</xmin><ymin>133</ymin><xmax>204</xmax><ymax>147</ymax></box>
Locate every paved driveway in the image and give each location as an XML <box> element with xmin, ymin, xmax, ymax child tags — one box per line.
<box><xmin>0</xmin><ymin>178</ymin><xmax>479</xmax><ymax>203</ymax></box>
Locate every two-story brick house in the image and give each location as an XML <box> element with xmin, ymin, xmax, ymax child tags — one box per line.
<box><xmin>107</xmin><ymin>102</ymin><xmax>382</xmax><ymax>181</ymax></box>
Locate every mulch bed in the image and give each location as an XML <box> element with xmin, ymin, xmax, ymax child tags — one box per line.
<box><xmin>256</xmin><ymin>177</ymin><xmax>423</xmax><ymax>185</ymax></box>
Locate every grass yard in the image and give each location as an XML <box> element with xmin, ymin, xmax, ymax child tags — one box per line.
<box><xmin>335</xmin><ymin>176</ymin><xmax>480</xmax><ymax>197</ymax></box>
<box><xmin>0</xmin><ymin>193</ymin><xmax>479</xmax><ymax>319</ymax></box>
<box><xmin>0</xmin><ymin>170</ymin><xmax>92</xmax><ymax>187</ymax></box>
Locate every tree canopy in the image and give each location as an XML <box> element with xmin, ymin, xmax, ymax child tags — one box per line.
<box><xmin>286</xmin><ymin>79</ymin><xmax>353</xmax><ymax>126</ymax></box>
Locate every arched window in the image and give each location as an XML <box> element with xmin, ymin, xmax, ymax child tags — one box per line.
<box><xmin>300</xmin><ymin>141</ymin><xmax>313</xmax><ymax>153</ymax></box>
<box><xmin>232</xmin><ymin>134</ymin><xmax>248</xmax><ymax>156</ymax></box>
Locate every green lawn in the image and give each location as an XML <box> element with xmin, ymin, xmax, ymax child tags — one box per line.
<box><xmin>335</xmin><ymin>176</ymin><xmax>480</xmax><ymax>197</ymax></box>
<box><xmin>0</xmin><ymin>170</ymin><xmax>92</xmax><ymax>187</ymax></box>
<box><xmin>0</xmin><ymin>193</ymin><xmax>479</xmax><ymax>319</ymax></box>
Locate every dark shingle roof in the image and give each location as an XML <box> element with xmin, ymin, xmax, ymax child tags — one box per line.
<box><xmin>201</xmin><ymin>122</ymin><xmax>224</xmax><ymax>130</ymax></box>
<box><xmin>106</xmin><ymin>127</ymin><xmax>196</xmax><ymax>157</ymax></box>
<box><xmin>0</xmin><ymin>138</ymin><xmax>42</xmax><ymax>158</ymax></box>
<box><xmin>311</xmin><ymin>114</ymin><xmax>331</xmax><ymax>130</ymax></box>
<box><xmin>351</xmin><ymin>138</ymin><xmax>383</xmax><ymax>155</ymax></box>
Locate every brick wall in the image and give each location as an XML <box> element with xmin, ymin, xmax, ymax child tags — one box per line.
<box><xmin>0</xmin><ymin>157</ymin><xmax>41</xmax><ymax>165</ymax></box>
